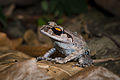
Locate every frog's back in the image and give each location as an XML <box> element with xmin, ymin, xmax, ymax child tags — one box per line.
<box><xmin>64</xmin><ymin>30</ymin><xmax>87</xmax><ymax>48</ymax></box>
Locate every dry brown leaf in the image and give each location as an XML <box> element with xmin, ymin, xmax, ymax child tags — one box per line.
<box><xmin>0</xmin><ymin>32</ymin><xmax>23</xmax><ymax>50</ymax></box>
<box><xmin>16</xmin><ymin>45</ymin><xmax>52</xmax><ymax>57</ymax></box>
<box><xmin>69</xmin><ymin>66</ymin><xmax>120</xmax><ymax>80</ymax></box>
<box><xmin>0</xmin><ymin>50</ymin><xmax>31</xmax><ymax>72</ymax></box>
<box><xmin>24</xmin><ymin>29</ymin><xmax>41</xmax><ymax>46</ymax></box>
<box><xmin>0</xmin><ymin>32</ymin><xmax>12</xmax><ymax>49</ymax></box>
<box><xmin>11</xmin><ymin>38</ymin><xmax>23</xmax><ymax>49</ymax></box>
<box><xmin>0</xmin><ymin>58</ymin><xmax>53</xmax><ymax>80</ymax></box>
<box><xmin>37</xmin><ymin>60</ymin><xmax>83</xmax><ymax>80</ymax></box>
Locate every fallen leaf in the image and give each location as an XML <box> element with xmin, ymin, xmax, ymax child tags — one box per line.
<box><xmin>24</xmin><ymin>29</ymin><xmax>41</xmax><ymax>46</ymax></box>
<box><xmin>0</xmin><ymin>58</ymin><xmax>53</xmax><ymax>80</ymax></box>
<box><xmin>0</xmin><ymin>32</ymin><xmax>23</xmax><ymax>50</ymax></box>
<box><xmin>37</xmin><ymin>60</ymin><xmax>83</xmax><ymax>80</ymax></box>
<box><xmin>16</xmin><ymin>45</ymin><xmax>52</xmax><ymax>57</ymax></box>
<box><xmin>0</xmin><ymin>50</ymin><xmax>31</xmax><ymax>71</ymax></box>
<box><xmin>69</xmin><ymin>66</ymin><xmax>120</xmax><ymax>80</ymax></box>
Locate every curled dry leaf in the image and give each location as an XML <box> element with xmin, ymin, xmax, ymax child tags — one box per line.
<box><xmin>24</xmin><ymin>29</ymin><xmax>41</xmax><ymax>46</ymax></box>
<box><xmin>0</xmin><ymin>32</ymin><xmax>12</xmax><ymax>50</ymax></box>
<box><xmin>16</xmin><ymin>45</ymin><xmax>52</xmax><ymax>57</ymax></box>
<box><xmin>11</xmin><ymin>38</ymin><xmax>23</xmax><ymax>49</ymax></box>
<box><xmin>0</xmin><ymin>32</ymin><xmax>23</xmax><ymax>50</ymax></box>
<box><xmin>69</xmin><ymin>66</ymin><xmax>120</xmax><ymax>80</ymax></box>
<box><xmin>0</xmin><ymin>50</ymin><xmax>31</xmax><ymax>71</ymax></box>
<box><xmin>0</xmin><ymin>58</ymin><xmax>53</xmax><ymax>80</ymax></box>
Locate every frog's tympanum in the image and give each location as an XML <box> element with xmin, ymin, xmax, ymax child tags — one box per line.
<box><xmin>37</xmin><ymin>22</ymin><xmax>93</xmax><ymax>67</ymax></box>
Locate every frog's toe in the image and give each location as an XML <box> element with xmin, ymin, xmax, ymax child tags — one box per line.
<box><xmin>56</xmin><ymin>60</ymin><xmax>65</xmax><ymax>64</ymax></box>
<box><xmin>36</xmin><ymin>57</ymin><xmax>52</xmax><ymax>61</ymax></box>
<box><xmin>81</xmin><ymin>63</ymin><xmax>91</xmax><ymax>67</ymax></box>
<box><xmin>55</xmin><ymin>57</ymin><xmax>63</xmax><ymax>60</ymax></box>
<box><xmin>75</xmin><ymin>63</ymin><xmax>90</xmax><ymax>68</ymax></box>
<box><xmin>52</xmin><ymin>57</ymin><xmax>66</xmax><ymax>64</ymax></box>
<box><xmin>36</xmin><ymin>56</ymin><xmax>44</xmax><ymax>61</ymax></box>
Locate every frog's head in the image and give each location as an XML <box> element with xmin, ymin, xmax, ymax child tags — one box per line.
<box><xmin>40</xmin><ymin>22</ymin><xmax>73</xmax><ymax>43</ymax></box>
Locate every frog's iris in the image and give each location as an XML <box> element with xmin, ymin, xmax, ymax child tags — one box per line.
<box><xmin>52</xmin><ymin>27</ymin><xmax>63</xmax><ymax>35</ymax></box>
<box><xmin>55</xmin><ymin>28</ymin><xmax>62</xmax><ymax>31</ymax></box>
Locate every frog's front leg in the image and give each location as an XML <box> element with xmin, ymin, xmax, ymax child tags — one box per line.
<box><xmin>37</xmin><ymin>48</ymin><xmax>56</xmax><ymax>61</ymax></box>
<box><xmin>43</xmin><ymin>48</ymin><xmax>56</xmax><ymax>58</ymax></box>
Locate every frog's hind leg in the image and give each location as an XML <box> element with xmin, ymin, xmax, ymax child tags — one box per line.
<box><xmin>37</xmin><ymin>48</ymin><xmax>56</xmax><ymax>61</ymax></box>
<box><xmin>76</xmin><ymin>54</ymin><xmax>93</xmax><ymax>67</ymax></box>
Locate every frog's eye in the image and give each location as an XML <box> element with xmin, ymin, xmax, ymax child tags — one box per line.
<box><xmin>52</xmin><ymin>27</ymin><xmax>63</xmax><ymax>35</ymax></box>
<box><xmin>55</xmin><ymin>27</ymin><xmax>62</xmax><ymax>31</ymax></box>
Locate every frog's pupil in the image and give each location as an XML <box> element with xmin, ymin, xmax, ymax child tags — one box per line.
<box><xmin>52</xmin><ymin>27</ymin><xmax>62</xmax><ymax>35</ymax></box>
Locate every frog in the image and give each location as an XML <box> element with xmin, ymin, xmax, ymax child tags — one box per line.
<box><xmin>37</xmin><ymin>22</ymin><xmax>93</xmax><ymax>67</ymax></box>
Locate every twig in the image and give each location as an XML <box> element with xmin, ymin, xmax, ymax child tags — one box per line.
<box><xmin>103</xmin><ymin>33</ymin><xmax>120</xmax><ymax>48</ymax></box>
<box><xmin>4</xmin><ymin>4</ymin><xmax>15</xmax><ymax>17</ymax></box>
<box><xmin>83</xmin><ymin>21</ymin><xmax>91</xmax><ymax>34</ymax></box>
<box><xmin>93</xmin><ymin>57</ymin><xmax>120</xmax><ymax>63</ymax></box>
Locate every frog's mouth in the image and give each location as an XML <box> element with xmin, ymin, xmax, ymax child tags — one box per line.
<box><xmin>40</xmin><ymin>26</ymin><xmax>73</xmax><ymax>43</ymax></box>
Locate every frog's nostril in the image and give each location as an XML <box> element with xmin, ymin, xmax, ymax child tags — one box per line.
<box><xmin>46</xmin><ymin>26</ymin><xmax>50</xmax><ymax>29</ymax></box>
<box><xmin>85</xmin><ymin>51</ymin><xmax>89</xmax><ymax>55</ymax></box>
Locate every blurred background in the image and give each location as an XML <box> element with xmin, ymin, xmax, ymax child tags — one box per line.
<box><xmin>0</xmin><ymin>0</ymin><xmax>120</xmax><ymax>78</ymax></box>
<box><xmin>0</xmin><ymin>0</ymin><xmax>120</xmax><ymax>38</ymax></box>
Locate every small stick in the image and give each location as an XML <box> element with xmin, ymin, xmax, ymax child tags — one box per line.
<box><xmin>93</xmin><ymin>57</ymin><xmax>120</xmax><ymax>63</ymax></box>
<box><xmin>83</xmin><ymin>21</ymin><xmax>91</xmax><ymax>34</ymax></box>
<box><xmin>4</xmin><ymin>4</ymin><xmax>15</xmax><ymax>17</ymax></box>
<box><xmin>103</xmin><ymin>33</ymin><xmax>120</xmax><ymax>48</ymax></box>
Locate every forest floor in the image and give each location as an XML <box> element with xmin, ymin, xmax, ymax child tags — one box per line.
<box><xmin>0</xmin><ymin>7</ymin><xmax>120</xmax><ymax>79</ymax></box>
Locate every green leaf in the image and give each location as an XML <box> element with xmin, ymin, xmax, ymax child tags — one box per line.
<box><xmin>49</xmin><ymin>0</ymin><xmax>87</xmax><ymax>16</ymax></box>
<box><xmin>38</xmin><ymin>18</ymin><xmax>46</xmax><ymax>26</ymax></box>
<box><xmin>57</xmin><ymin>18</ymin><xmax>64</xmax><ymax>24</ymax></box>
<box><xmin>0</xmin><ymin>7</ymin><xmax>7</xmax><ymax>28</ymax></box>
<box><xmin>49</xmin><ymin>0</ymin><xmax>59</xmax><ymax>13</ymax></box>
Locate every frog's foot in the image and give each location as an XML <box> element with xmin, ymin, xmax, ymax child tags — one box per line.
<box><xmin>52</xmin><ymin>57</ymin><xmax>67</xmax><ymax>64</ymax></box>
<box><xmin>36</xmin><ymin>56</ymin><xmax>52</xmax><ymax>61</ymax></box>
<box><xmin>77</xmin><ymin>55</ymin><xmax>93</xmax><ymax>67</ymax></box>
